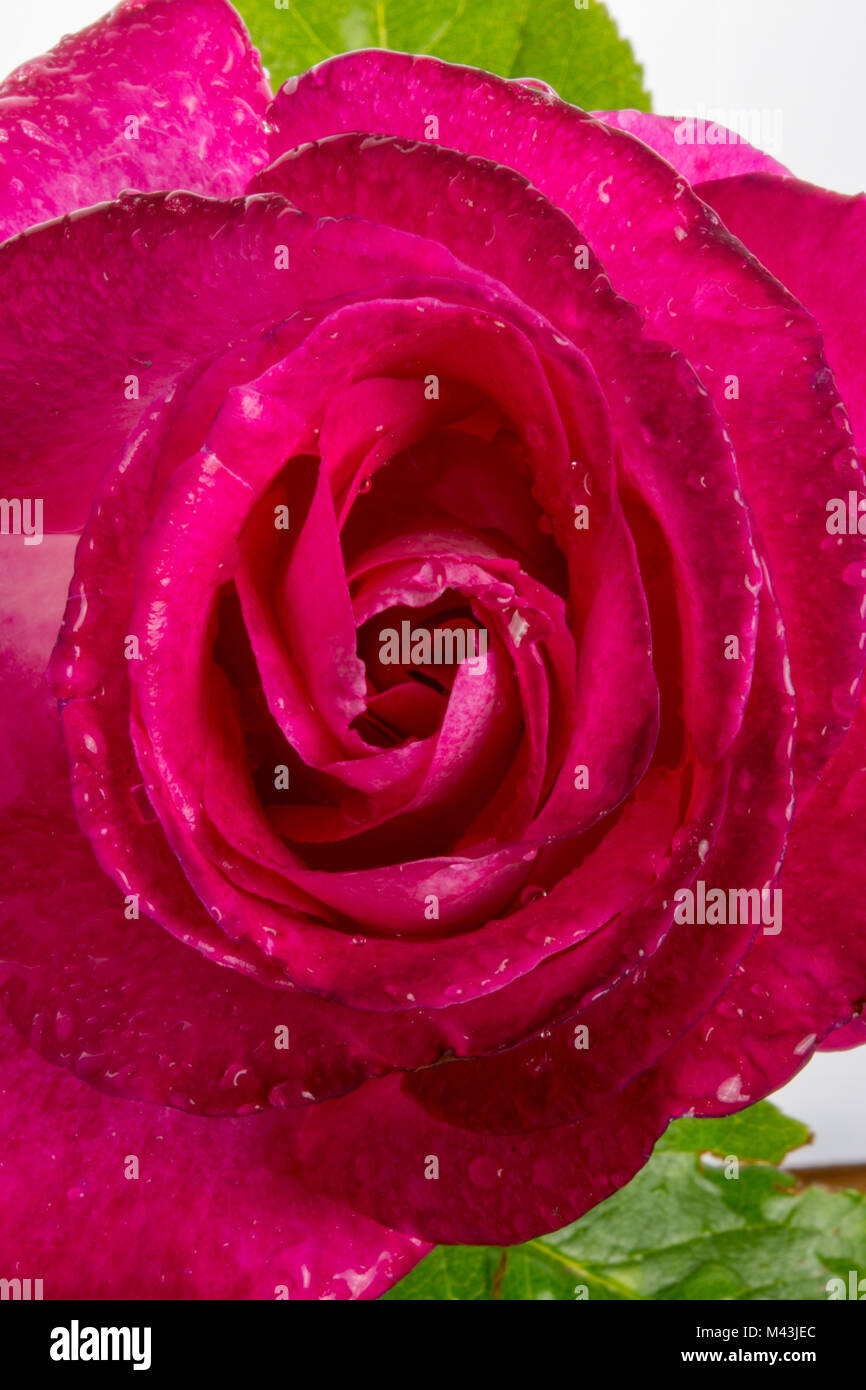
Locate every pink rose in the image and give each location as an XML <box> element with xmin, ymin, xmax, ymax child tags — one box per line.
<box><xmin>1</xmin><ymin>0</ymin><xmax>865</xmax><ymax>1298</ymax></box>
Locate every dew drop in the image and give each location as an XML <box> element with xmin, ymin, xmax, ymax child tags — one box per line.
<box><xmin>842</xmin><ymin>561</ymin><xmax>866</xmax><ymax>588</ymax></box>
<box><xmin>468</xmin><ymin>1155</ymin><xmax>503</xmax><ymax>1188</ymax></box>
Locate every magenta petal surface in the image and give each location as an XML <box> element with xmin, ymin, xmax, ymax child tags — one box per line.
<box><xmin>0</xmin><ymin>0</ymin><xmax>272</xmax><ymax>242</ymax></box>
<box><xmin>656</xmin><ymin>688</ymin><xmax>866</xmax><ymax>1114</ymax></box>
<box><xmin>593</xmin><ymin>109</ymin><xmax>790</xmax><ymax>182</ymax></box>
<box><xmin>0</xmin><ymin>1020</ymin><xmax>428</xmax><ymax>1299</ymax></box>
<box><xmin>696</xmin><ymin>173</ymin><xmax>866</xmax><ymax>451</ymax></box>
<box><xmin>0</xmin><ymin>191</ymin><xmax>470</xmax><ymax>527</ymax></box>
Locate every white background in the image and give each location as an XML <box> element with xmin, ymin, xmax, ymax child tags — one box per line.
<box><xmin>1</xmin><ymin>1</ymin><xmax>864</xmax><ymax>1162</ymax></box>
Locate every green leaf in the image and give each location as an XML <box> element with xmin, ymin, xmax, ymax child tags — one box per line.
<box><xmin>381</xmin><ymin>1245</ymin><xmax>505</xmax><ymax>1301</ymax></box>
<box><xmin>235</xmin><ymin>0</ymin><xmax>650</xmax><ymax>112</ymax></box>
<box><xmin>385</xmin><ymin>1104</ymin><xmax>866</xmax><ymax>1301</ymax></box>
<box><xmin>508</xmin><ymin>0</ymin><xmax>649</xmax><ymax>112</ymax></box>
<box><xmin>655</xmin><ymin>1099</ymin><xmax>812</xmax><ymax>1164</ymax></box>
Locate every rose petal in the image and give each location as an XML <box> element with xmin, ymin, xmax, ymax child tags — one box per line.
<box><xmin>657</xmin><ymin>685</ymin><xmax>866</xmax><ymax>1114</ymax></box>
<box><xmin>0</xmin><ymin>0</ymin><xmax>271</xmax><ymax>242</ymax></box>
<box><xmin>696</xmin><ymin>173</ymin><xmax>866</xmax><ymax>453</ymax></box>
<box><xmin>296</xmin><ymin>1059</ymin><xmax>670</xmax><ymax>1246</ymax></box>
<box><xmin>0</xmin><ymin>1020</ymin><xmax>428</xmax><ymax>1299</ymax></box>
<box><xmin>0</xmin><ymin>190</ymin><xmax>477</xmax><ymax>529</ymax></box>
<box><xmin>592</xmin><ymin>110</ymin><xmax>790</xmax><ymax>182</ymax></box>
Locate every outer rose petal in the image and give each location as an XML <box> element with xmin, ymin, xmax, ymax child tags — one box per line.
<box><xmin>593</xmin><ymin>110</ymin><xmax>790</xmax><ymax>182</ymax></box>
<box><xmin>696</xmin><ymin>174</ymin><xmax>866</xmax><ymax>453</ymax></box>
<box><xmin>0</xmin><ymin>191</ymin><xmax>475</xmax><ymax>529</ymax></box>
<box><xmin>654</xmin><ymin>688</ymin><xmax>866</xmax><ymax>1113</ymax></box>
<box><xmin>0</xmin><ymin>534</ymin><xmax>77</xmax><ymax>810</ymax></box>
<box><xmin>297</xmin><ymin>1062</ymin><xmax>673</xmax><ymax>1246</ymax></box>
<box><xmin>820</xmin><ymin>1018</ymin><xmax>866</xmax><ymax>1051</ymax></box>
<box><xmin>0</xmin><ymin>1021</ymin><xmax>428</xmax><ymax>1299</ymax></box>
<box><xmin>0</xmin><ymin>0</ymin><xmax>271</xmax><ymax>242</ymax></box>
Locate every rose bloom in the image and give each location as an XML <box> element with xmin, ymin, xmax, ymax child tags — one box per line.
<box><xmin>1</xmin><ymin>0</ymin><xmax>865</xmax><ymax>1300</ymax></box>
